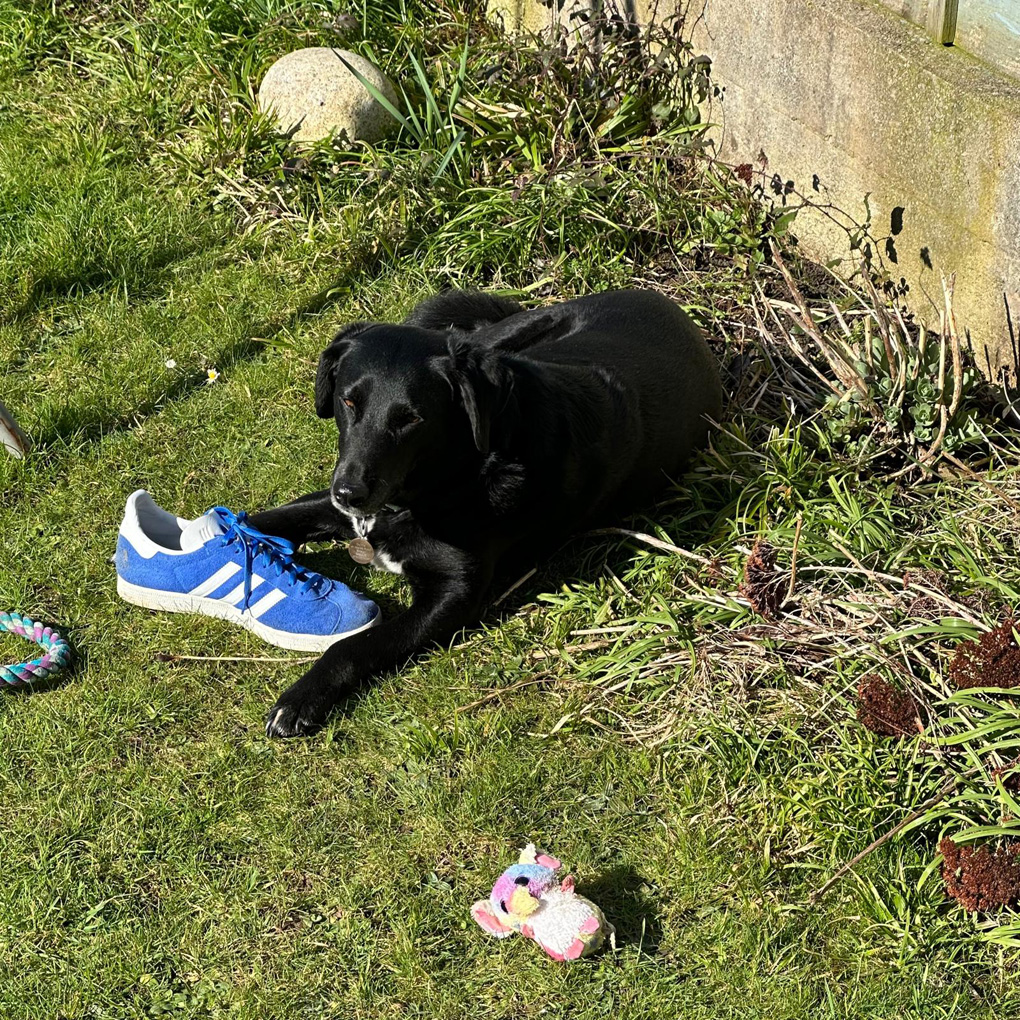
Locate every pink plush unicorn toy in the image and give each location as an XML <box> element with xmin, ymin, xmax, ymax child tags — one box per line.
<box><xmin>471</xmin><ymin>844</ymin><xmax>613</xmax><ymax>961</ymax></box>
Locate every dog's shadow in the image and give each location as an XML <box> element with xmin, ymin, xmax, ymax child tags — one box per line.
<box><xmin>577</xmin><ymin>864</ymin><xmax>664</xmax><ymax>955</ymax></box>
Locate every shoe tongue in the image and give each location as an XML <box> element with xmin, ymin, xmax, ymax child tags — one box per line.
<box><xmin>179</xmin><ymin>510</ymin><xmax>226</xmax><ymax>552</ymax></box>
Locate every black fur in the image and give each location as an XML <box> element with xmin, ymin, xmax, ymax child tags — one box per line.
<box><xmin>254</xmin><ymin>289</ymin><xmax>723</xmax><ymax>737</ymax></box>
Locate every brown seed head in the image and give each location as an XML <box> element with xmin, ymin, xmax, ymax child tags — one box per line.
<box><xmin>856</xmin><ymin>674</ymin><xmax>921</xmax><ymax>737</ymax></box>
<box><xmin>940</xmin><ymin>837</ymin><xmax>1020</xmax><ymax>912</ymax></box>
<box><xmin>948</xmin><ymin>617</ymin><xmax>1020</xmax><ymax>690</ymax></box>
<box><xmin>740</xmin><ymin>540</ymin><xmax>786</xmax><ymax>618</ymax></box>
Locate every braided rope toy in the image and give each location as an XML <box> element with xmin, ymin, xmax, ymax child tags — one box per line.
<box><xmin>0</xmin><ymin>611</ymin><xmax>71</xmax><ymax>686</ymax></box>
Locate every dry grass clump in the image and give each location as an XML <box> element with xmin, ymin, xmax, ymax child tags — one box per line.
<box><xmin>901</xmin><ymin>569</ymin><xmax>950</xmax><ymax>621</ymax></box>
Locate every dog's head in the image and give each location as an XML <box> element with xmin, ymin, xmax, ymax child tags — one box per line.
<box><xmin>315</xmin><ymin>323</ymin><xmax>509</xmax><ymax>516</ymax></box>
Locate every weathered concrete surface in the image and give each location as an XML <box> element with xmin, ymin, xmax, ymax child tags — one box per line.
<box><xmin>489</xmin><ymin>0</ymin><xmax>1020</xmax><ymax>380</ymax></box>
<box><xmin>957</xmin><ymin>1</ymin><xmax>1020</xmax><ymax>81</ymax></box>
<box><xmin>878</xmin><ymin>0</ymin><xmax>932</xmax><ymax>24</ymax></box>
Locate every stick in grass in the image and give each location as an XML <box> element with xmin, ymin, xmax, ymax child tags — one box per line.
<box><xmin>810</xmin><ymin>764</ymin><xmax>981</xmax><ymax>903</ymax></box>
<box><xmin>588</xmin><ymin>527</ymin><xmax>714</xmax><ymax>566</ymax></box>
<box><xmin>156</xmin><ymin>653</ymin><xmax>318</xmax><ymax>664</ymax></box>
<box><xmin>786</xmin><ymin>512</ymin><xmax>804</xmax><ymax>605</ymax></box>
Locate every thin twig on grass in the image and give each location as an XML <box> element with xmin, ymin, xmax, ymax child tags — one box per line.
<box><xmin>493</xmin><ymin>567</ymin><xmax>537</xmax><ymax>605</ymax></box>
<box><xmin>861</xmin><ymin>270</ymin><xmax>900</xmax><ymax>388</ymax></box>
<box><xmin>528</xmin><ymin>639</ymin><xmax>613</xmax><ymax>661</ymax></box>
<box><xmin>943</xmin><ymin>273</ymin><xmax>964</xmax><ymax>423</ymax></box>
<box><xmin>810</xmin><ymin>764</ymin><xmax>981</xmax><ymax>903</ymax></box>
<box><xmin>455</xmin><ymin>674</ymin><xmax>551</xmax><ymax>713</ymax></box>
<box><xmin>588</xmin><ymin>527</ymin><xmax>713</xmax><ymax>566</ymax></box>
<box><xmin>570</xmin><ymin>625</ymin><xmax>639</xmax><ymax>636</ymax></box>
<box><xmin>825</xmin><ymin>532</ymin><xmax>899</xmax><ymax>601</ymax></box>
<box><xmin>786</xmin><ymin>513</ymin><xmax>804</xmax><ymax>605</ymax></box>
<box><xmin>157</xmin><ymin>653</ymin><xmax>318</xmax><ymax>664</ymax></box>
<box><xmin>769</xmin><ymin>242</ymin><xmax>869</xmax><ymax>399</ymax></box>
<box><xmin>942</xmin><ymin>452</ymin><xmax>1020</xmax><ymax>518</ymax></box>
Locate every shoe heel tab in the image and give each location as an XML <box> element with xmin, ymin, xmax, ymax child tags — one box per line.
<box><xmin>122</xmin><ymin>489</ymin><xmax>153</xmax><ymax>526</ymax></box>
<box><xmin>119</xmin><ymin>490</ymin><xmax>165</xmax><ymax>558</ymax></box>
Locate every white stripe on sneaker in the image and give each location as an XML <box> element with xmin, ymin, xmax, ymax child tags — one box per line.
<box><xmin>247</xmin><ymin>588</ymin><xmax>286</xmax><ymax>620</ymax></box>
<box><xmin>188</xmin><ymin>562</ymin><xmax>241</xmax><ymax>598</ymax></box>
<box><xmin>223</xmin><ymin>575</ymin><xmax>265</xmax><ymax>608</ymax></box>
<box><xmin>116</xmin><ymin>575</ymin><xmax>381</xmax><ymax>653</ymax></box>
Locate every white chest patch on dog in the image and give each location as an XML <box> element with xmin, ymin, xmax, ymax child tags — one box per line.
<box><xmin>347</xmin><ymin>513</ymin><xmax>403</xmax><ymax>575</ymax></box>
<box><xmin>371</xmin><ymin>546</ymin><xmax>404</xmax><ymax>575</ymax></box>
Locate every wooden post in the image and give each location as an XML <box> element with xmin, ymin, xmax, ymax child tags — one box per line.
<box><xmin>927</xmin><ymin>0</ymin><xmax>959</xmax><ymax>45</ymax></box>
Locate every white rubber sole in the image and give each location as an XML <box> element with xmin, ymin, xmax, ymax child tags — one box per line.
<box><xmin>116</xmin><ymin>576</ymin><xmax>381</xmax><ymax>653</ymax></box>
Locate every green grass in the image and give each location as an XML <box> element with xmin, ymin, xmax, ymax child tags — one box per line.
<box><xmin>3</xmin><ymin>2</ymin><xmax>1020</xmax><ymax>1017</ymax></box>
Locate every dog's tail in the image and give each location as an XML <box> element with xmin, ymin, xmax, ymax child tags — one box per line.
<box><xmin>403</xmin><ymin>290</ymin><xmax>522</xmax><ymax>332</ymax></box>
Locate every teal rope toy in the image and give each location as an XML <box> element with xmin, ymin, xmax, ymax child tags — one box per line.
<box><xmin>0</xmin><ymin>611</ymin><xmax>71</xmax><ymax>686</ymax></box>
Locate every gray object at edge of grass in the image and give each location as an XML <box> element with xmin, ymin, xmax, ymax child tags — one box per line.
<box><xmin>0</xmin><ymin>398</ymin><xmax>31</xmax><ymax>459</ymax></box>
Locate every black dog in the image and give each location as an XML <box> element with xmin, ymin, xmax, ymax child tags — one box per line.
<box><xmin>252</xmin><ymin>289</ymin><xmax>722</xmax><ymax>737</ymax></box>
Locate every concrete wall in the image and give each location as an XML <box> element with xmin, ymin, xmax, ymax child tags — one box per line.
<box><xmin>957</xmin><ymin>2</ymin><xmax>1020</xmax><ymax>81</ymax></box>
<box><xmin>488</xmin><ymin>0</ymin><xmax>1020</xmax><ymax>381</ymax></box>
<box><xmin>878</xmin><ymin>0</ymin><xmax>931</xmax><ymax>23</ymax></box>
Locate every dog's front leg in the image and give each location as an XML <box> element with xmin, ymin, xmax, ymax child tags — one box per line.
<box><xmin>249</xmin><ymin>490</ymin><xmax>355</xmax><ymax>545</ymax></box>
<box><xmin>264</xmin><ymin>562</ymin><xmax>491</xmax><ymax>738</ymax></box>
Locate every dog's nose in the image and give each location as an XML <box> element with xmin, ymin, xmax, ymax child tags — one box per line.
<box><xmin>332</xmin><ymin>480</ymin><xmax>370</xmax><ymax>510</ymax></box>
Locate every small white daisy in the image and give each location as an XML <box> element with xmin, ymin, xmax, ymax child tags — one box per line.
<box><xmin>205</xmin><ymin>368</ymin><xmax>220</xmax><ymax>385</ymax></box>
<box><xmin>164</xmin><ymin>358</ymin><xmax>177</xmax><ymax>369</ymax></box>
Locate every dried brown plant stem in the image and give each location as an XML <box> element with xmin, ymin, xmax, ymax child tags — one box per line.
<box><xmin>942</xmin><ymin>452</ymin><xmax>1020</xmax><ymax>517</ymax></box>
<box><xmin>915</xmin><ymin>323</ymin><xmax>928</xmax><ymax>380</ymax></box>
<box><xmin>588</xmin><ymin>527</ymin><xmax>714</xmax><ymax>566</ymax></box>
<box><xmin>455</xmin><ymin>674</ymin><xmax>550</xmax><ymax>713</ymax></box>
<box><xmin>528</xmin><ymin>639</ymin><xmax>612</xmax><ymax>661</ymax></box>
<box><xmin>786</xmin><ymin>513</ymin><xmax>804</xmax><ymax>605</ymax></box>
<box><xmin>861</xmin><ymin>270</ymin><xmax>901</xmax><ymax>388</ymax></box>
<box><xmin>891</xmin><ymin>304</ymin><xmax>914</xmax><ymax>411</ymax></box>
<box><xmin>769</xmin><ymin>242</ymin><xmax>868</xmax><ymax>400</ymax></box>
<box><xmin>159</xmin><ymin>653</ymin><xmax>318</xmax><ymax>663</ymax></box>
<box><xmin>493</xmin><ymin>568</ymin><xmax>537</xmax><ymax>605</ymax></box>
<box><xmin>943</xmin><ymin>273</ymin><xmax>964</xmax><ymax>421</ymax></box>
<box><xmin>917</xmin><ymin>274</ymin><xmax>964</xmax><ymax>465</ymax></box>
<box><xmin>756</xmin><ymin>289</ymin><xmax>843</xmax><ymax>400</ymax></box>
<box><xmin>928</xmin><ymin>309</ymin><xmax>950</xmax><ymax>460</ymax></box>
<box><xmin>825</xmin><ymin>532</ymin><xmax>899</xmax><ymax>601</ymax></box>
<box><xmin>811</xmin><ymin>765</ymin><xmax>981</xmax><ymax>903</ymax></box>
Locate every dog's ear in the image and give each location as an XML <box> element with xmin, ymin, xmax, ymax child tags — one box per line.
<box><xmin>314</xmin><ymin>324</ymin><xmax>367</xmax><ymax>418</ymax></box>
<box><xmin>442</xmin><ymin>338</ymin><xmax>508</xmax><ymax>456</ymax></box>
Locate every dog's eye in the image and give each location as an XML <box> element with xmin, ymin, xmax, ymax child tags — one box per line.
<box><xmin>396</xmin><ymin>411</ymin><xmax>423</xmax><ymax>428</ymax></box>
<box><xmin>342</xmin><ymin>398</ymin><xmax>356</xmax><ymax>410</ymax></box>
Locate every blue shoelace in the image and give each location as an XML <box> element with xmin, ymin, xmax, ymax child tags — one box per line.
<box><xmin>211</xmin><ymin>507</ymin><xmax>332</xmax><ymax>610</ymax></box>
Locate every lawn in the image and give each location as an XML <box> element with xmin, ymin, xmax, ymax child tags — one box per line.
<box><xmin>2</xmin><ymin>2</ymin><xmax>1020</xmax><ymax>1017</ymax></box>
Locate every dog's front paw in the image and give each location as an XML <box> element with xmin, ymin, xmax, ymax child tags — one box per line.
<box><xmin>265</xmin><ymin>677</ymin><xmax>335</xmax><ymax>738</ymax></box>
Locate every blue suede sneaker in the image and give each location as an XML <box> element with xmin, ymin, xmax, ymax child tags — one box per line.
<box><xmin>115</xmin><ymin>490</ymin><xmax>380</xmax><ymax>651</ymax></box>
